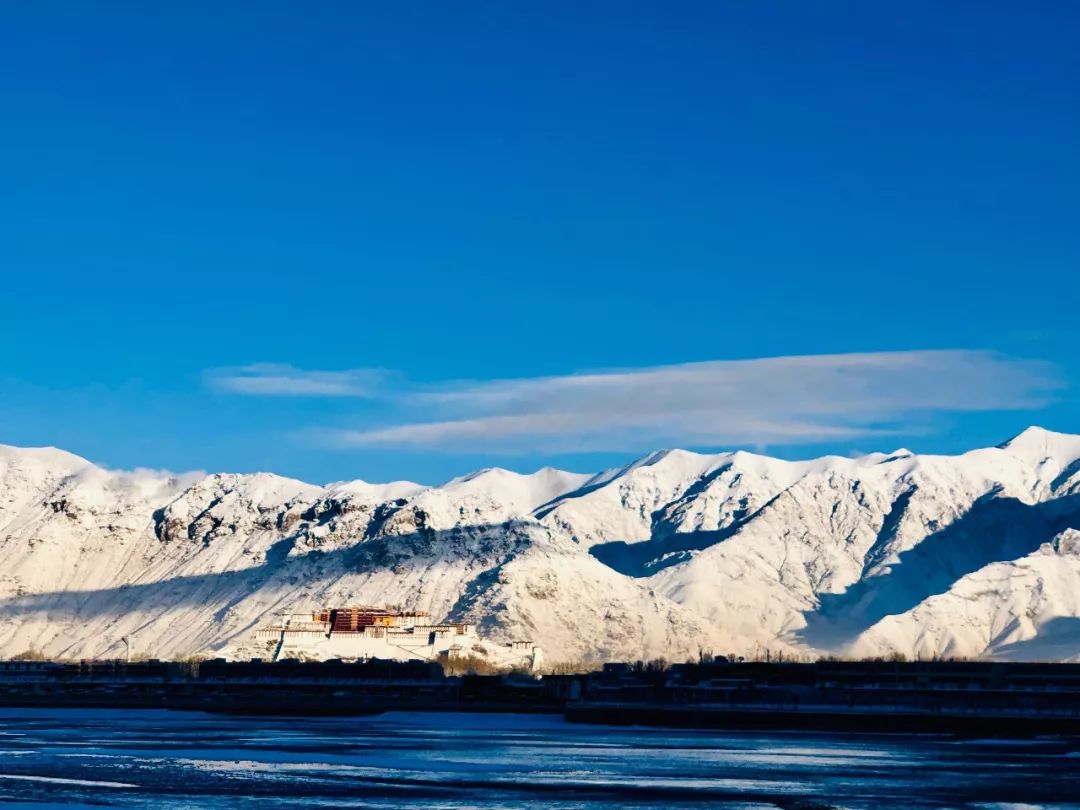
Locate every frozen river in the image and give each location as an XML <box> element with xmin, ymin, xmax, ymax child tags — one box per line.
<box><xmin>0</xmin><ymin>708</ymin><xmax>1077</xmax><ymax>808</ymax></box>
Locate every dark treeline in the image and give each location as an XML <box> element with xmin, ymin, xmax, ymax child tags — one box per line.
<box><xmin>3</xmin><ymin>657</ymin><xmax>1080</xmax><ymax>734</ymax></box>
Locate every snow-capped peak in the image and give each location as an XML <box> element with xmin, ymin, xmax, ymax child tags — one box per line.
<box><xmin>999</xmin><ymin>425</ymin><xmax>1080</xmax><ymax>465</ymax></box>
<box><xmin>441</xmin><ymin>465</ymin><xmax>591</xmax><ymax>513</ymax></box>
<box><xmin>0</xmin><ymin>443</ymin><xmax>94</xmax><ymax>475</ymax></box>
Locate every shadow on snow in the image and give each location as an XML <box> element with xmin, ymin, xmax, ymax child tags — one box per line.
<box><xmin>0</xmin><ymin>523</ymin><xmax>529</xmax><ymax>636</ymax></box>
<box><xmin>798</xmin><ymin>491</ymin><xmax>1080</xmax><ymax>649</ymax></box>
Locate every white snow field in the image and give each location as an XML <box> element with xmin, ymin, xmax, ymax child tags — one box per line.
<box><xmin>0</xmin><ymin>426</ymin><xmax>1079</xmax><ymax>664</ymax></box>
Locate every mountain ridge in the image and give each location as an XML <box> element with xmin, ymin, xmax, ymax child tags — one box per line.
<box><xmin>1</xmin><ymin>427</ymin><xmax>1078</xmax><ymax>663</ymax></box>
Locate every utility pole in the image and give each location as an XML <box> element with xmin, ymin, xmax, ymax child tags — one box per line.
<box><xmin>121</xmin><ymin>635</ymin><xmax>135</xmax><ymax>663</ymax></box>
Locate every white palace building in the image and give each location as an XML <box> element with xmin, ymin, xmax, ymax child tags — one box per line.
<box><xmin>250</xmin><ymin>606</ymin><xmax>542</xmax><ymax>671</ymax></box>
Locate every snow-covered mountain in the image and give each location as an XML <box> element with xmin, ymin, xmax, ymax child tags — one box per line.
<box><xmin>1</xmin><ymin>427</ymin><xmax>1079</xmax><ymax>663</ymax></box>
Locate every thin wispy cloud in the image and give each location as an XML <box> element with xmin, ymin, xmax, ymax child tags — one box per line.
<box><xmin>206</xmin><ymin>364</ymin><xmax>385</xmax><ymax>397</ymax></box>
<box><xmin>302</xmin><ymin>349</ymin><xmax>1061</xmax><ymax>454</ymax></box>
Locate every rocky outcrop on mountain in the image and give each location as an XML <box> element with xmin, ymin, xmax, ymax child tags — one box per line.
<box><xmin>1</xmin><ymin>427</ymin><xmax>1079</xmax><ymax>663</ymax></box>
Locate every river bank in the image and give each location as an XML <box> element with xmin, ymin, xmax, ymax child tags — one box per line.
<box><xmin>4</xmin><ymin>658</ymin><xmax>1080</xmax><ymax>736</ymax></box>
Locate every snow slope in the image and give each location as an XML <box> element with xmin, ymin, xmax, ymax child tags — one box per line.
<box><xmin>0</xmin><ymin>426</ymin><xmax>1079</xmax><ymax>663</ymax></box>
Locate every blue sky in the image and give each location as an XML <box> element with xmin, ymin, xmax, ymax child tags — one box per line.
<box><xmin>2</xmin><ymin>1</ymin><xmax>1078</xmax><ymax>484</ymax></box>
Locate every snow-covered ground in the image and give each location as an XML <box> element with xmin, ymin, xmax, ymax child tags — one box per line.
<box><xmin>1</xmin><ymin>426</ymin><xmax>1079</xmax><ymax>664</ymax></box>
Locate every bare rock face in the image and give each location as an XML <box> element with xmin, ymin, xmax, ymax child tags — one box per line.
<box><xmin>1</xmin><ymin>427</ymin><xmax>1080</xmax><ymax>664</ymax></box>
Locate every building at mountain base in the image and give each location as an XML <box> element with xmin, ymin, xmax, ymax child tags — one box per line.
<box><xmin>248</xmin><ymin>606</ymin><xmax>542</xmax><ymax>671</ymax></box>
